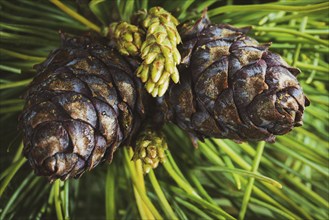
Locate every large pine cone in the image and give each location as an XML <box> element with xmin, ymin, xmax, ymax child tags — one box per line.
<box><xmin>19</xmin><ymin>34</ymin><xmax>150</xmax><ymax>180</ymax></box>
<box><xmin>155</xmin><ymin>16</ymin><xmax>310</xmax><ymax>142</ymax></box>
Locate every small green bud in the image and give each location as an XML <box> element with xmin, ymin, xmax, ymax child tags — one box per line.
<box><xmin>141</xmin><ymin>44</ymin><xmax>151</xmax><ymax>58</ymax></box>
<box><xmin>151</xmin><ymin>87</ymin><xmax>158</xmax><ymax>97</ymax></box>
<box><xmin>152</xmin><ymin>25</ymin><xmax>167</xmax><ymax>34</ymax></box>
<box><xmin>108</xmin><ymin>21</ymin><xmax>144</xmax><ymax>57</ymax></box>
<box><xmin>157</xmin><ymin>71</ymin><xmax>170</xmax><ymax>85</ymax></box>
<box><xmin>171</xmin><ymin>67</ymin><xmax>180</xmax><ymax>84</ymax></box>
<box><xmin>151</xmin><ymin>59</ymin><xmax>164</xmax><ymax>83</ymax></box>
<box><xmin>149</xmin><ymin>6</ymin><xmax>160</xmax><ymax>14</ymax></box>
<box><xmin>148</xmin><ymin>21</ymin><xmax>162</xmax><ymax>33</ymax></box>
<box><xmin>125</xmin><ymin>42</ymin><xmax>138</xmax><ymax>54</ymax></box>
<box><xmin>128</xmin><ymin>25</ymin><xmax>139</xmax><ymax>32</ymax></box>
<box><xmin>145</xmin><ymin>81</ymin><xmax>155</xmax><ymax>93</ymax></box>
<box><xmin>160</xmin><ymin>45</ymin><xmax>171</xmax><ymax>59</ymax></box>
<box><xmin>157</xmin><ymin>148</ymin><xmax>165</xmax><ymax>159</ymax></box>
<box><xmin>134</xmin><ymin>33</ymin><xmax>142</xmax><ymax>48</ymax></box>
<box><xmin>155</xmin><ymin>33</ymin><xmax>167</xmax><ymax>44</ymax></box>
<box><xmin>145</xmin><ymin>52</ymin><xmax>158</xmax><ymax>64</ymax></box>
<box><xmin>133</xmin><ymin>128</ymin><xmax>169</xmax><ymax>174</ymax></box>
<box><xmin>136</xmin><ymin>64</ymin><xmax>149</xmax><ymax>83</ymax></box>
<box><xmin>161</xmin><ymin>38</ymin><xmax>173</xmax><ymax>49</ymax></box>
<box><xmin>173</xmin><ymin>47</ymin><xmax>181</xmax><ymax>64</ymax></box>
<box><xmin>152</xmin><ymin>160</ymin><xmax>159</xmax><ymax>169</ymax></box>
<box><xmin>143</xmin><ymin>16</ymin><xmax>152</xmax><ymax>28</ymax></box>
<box><xmin>119</xmin><ymin>48</ymin><xmax>129</xmax><ymax>56</ymax></box>
<box><xmin>141</xmin><ymin>140</ymin><xmax>151</xmax><ymax>148</ymax></box>
<box><xmin>165</xmin><ymin>58</ymin><xmax>174</xmax><ymax>73</ymax></box>
<box><xmin>123</xmin><ymin>33</ymin><xmax>133</xmax><ymax>42</ymax></box>
<box><xmin>143</xmin><ymin>164</ymin><xmax>152</xmax><ymax>174</ymax></box>
<box><xmin>143</xmin><ymin>157</ymin><xmax>153</xmax><ymax>165</ymax></box>
<box><xmin>166</xmin><ymin>26</ymin><xmax>177</xmax><ymax>44</ymax></box>
<box><xmin>149</xmin><ymin>44</ymin><xmax>161</xmax><ymax>54</ymax></box>
<box><xmin>147</xmin><ymin>146</ymin><xmax>157</xmax><ymax>159</ymax></box>
<box><xmin>158</xmin><ymin>79</ymin><xmax>170</xmax><ymax>97</ymax></box>
<box><xmin>140</xmin><ymin>148</ymin><xmax>147</xmax><ymax>158</ymax></box>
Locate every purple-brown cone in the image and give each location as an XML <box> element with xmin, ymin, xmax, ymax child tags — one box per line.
<box><xmin>155</xmin><ymin>16</ymin><xmax>309</xmax><ymax>142</ymax></box>
<box><xmin>19</xmin><ymin>34</ymin><xmax>150</xmax><ymax>181</ymax></box>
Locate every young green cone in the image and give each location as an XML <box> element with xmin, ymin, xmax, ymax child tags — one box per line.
<box><xmin>132</xmin><ymin>129</ymin><xmax>168</xmax><ymax>174</ymax></box>
<box><xmin>108</xmin><ymin>22</ymin><xmax>144</xmax><ymax>56</ymax></box>
<box><xmin>136</xmin><ymin>7</ymin><xmax>181</xmax><ymax>97</ymax></box>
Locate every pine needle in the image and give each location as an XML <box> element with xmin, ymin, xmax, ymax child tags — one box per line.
<box><xmin>50</xmin><ymin>0</ymin><xmax>101</xmax><ymax>33</ymax></box>
<box><xmin>238</xmin><ymin>141</ymin><xmax>265</xmax><ymax>220</ymax></box>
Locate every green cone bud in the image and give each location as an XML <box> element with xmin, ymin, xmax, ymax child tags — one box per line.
<box><xmin>137</xmin><ymin>7</ymin><xmax>182</xmax><ymax>97</ymax></box>
<box><xmin>108</xmin><ymin>7</ymin><xmax>182</xmax><ymax>97</ymax></box>
<box><xmin>132</xmin><ymin>129</ymin><xmax>168</xmax><ymax>174</ymax></box>
<box><xmin>108</xmin><ymin>22</ymin><xmax>145</xmax><ymax>57</ymax></box>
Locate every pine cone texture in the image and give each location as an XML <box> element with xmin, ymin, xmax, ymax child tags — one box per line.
<box><xmin>136</xmin><ymin>7</ymin><xmax>181</xmax><ymax>97</ymax></box>
<box><xmin>19</xmin><ymin>34</ymin><xmax>150</xmax><ymax>180</ymax></box>
<box><xmin>155</xmin><ymin>16</ymin><xmax>310</xmax><ymax>142</ymax></box>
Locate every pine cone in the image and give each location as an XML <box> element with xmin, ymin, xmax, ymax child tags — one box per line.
<box><xmin>108</xmin><ymin>22</ymin><xmax>144</xmax><ymax>56</ymax></box>
<box><xmin>155</xmin><ymin>16</ymin><xmax>310</xmax><ymax>142</ymax></box>
<box><xmin>136</xmin><ymin>7</ymin><xmax>181</xmax><ymax>97</ymax></box>
<box><xmin>19</xmin><ymin>33</ymin><xmax>151</xmax><ymax>181</ymax></box>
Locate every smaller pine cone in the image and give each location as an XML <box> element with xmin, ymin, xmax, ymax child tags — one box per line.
<box><xmin>133</xmin><ymin>129</ymin><xmax>168</xmax><ymax>174</ymax></box>
<box><xmin>136</xmin><ymin>7</ymin><xmax>181</xmax><ymax>97</ymax></box>
<box><xmin>155</xmin><ymin>15</ymin><xmax>310</xmax><ymax>143</ymax></box>
<box><xmin>108</xmin><ymin>22</ymin><xmax>144</xmax><ymax>56</ymax></box>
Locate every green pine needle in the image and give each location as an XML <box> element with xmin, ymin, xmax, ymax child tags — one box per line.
<box><xmin>238</xmin><ymin>141</ymin><xmax>265</xmax><ymax>220</ymax></box>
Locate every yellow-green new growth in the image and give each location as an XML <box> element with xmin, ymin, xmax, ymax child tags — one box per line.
<box><xmin>109</xmin><ymin>22</ymin><xmax>144</xmax><ymax>56</ymax></box>
<box><xmin>136</xmin><ymin>7</ymin><xmax>181</xmax><ymax>97</ymax></box>
<box><xmin>133</xmin><ymin>129</ymin><xmax>168</xmax><ymax>174</ymax></box>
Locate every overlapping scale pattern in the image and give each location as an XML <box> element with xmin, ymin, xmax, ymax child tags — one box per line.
<box><xmin>155</xmin><ymin>16</ymin><xmax>309</xmax><ymax>142</ymax></box>
<box><xmin>20</xmin><ymin>34</ymin><xmax>150</xmax><ymax>180</ymax></box>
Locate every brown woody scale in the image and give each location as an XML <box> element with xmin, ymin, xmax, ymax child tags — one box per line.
<box><xmin>155</xmin><ymin>16</ymin><xmax>309</xmax><ymax>142</ymax></box>
<box><xmin>20</xmin><ymin>17</ymin><xmax>309</xmax><ymax>180</ymax></box>
<box><xmin>19</xmin><ymin>34</ymin><xmax>151</xmax><ymax>180</ymax></box>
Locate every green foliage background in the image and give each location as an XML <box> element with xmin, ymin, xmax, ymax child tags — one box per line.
<box><xmin>0</xmin><ymin>0</ymin><xmax>328</xmax><ymax>219</ymax></box>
